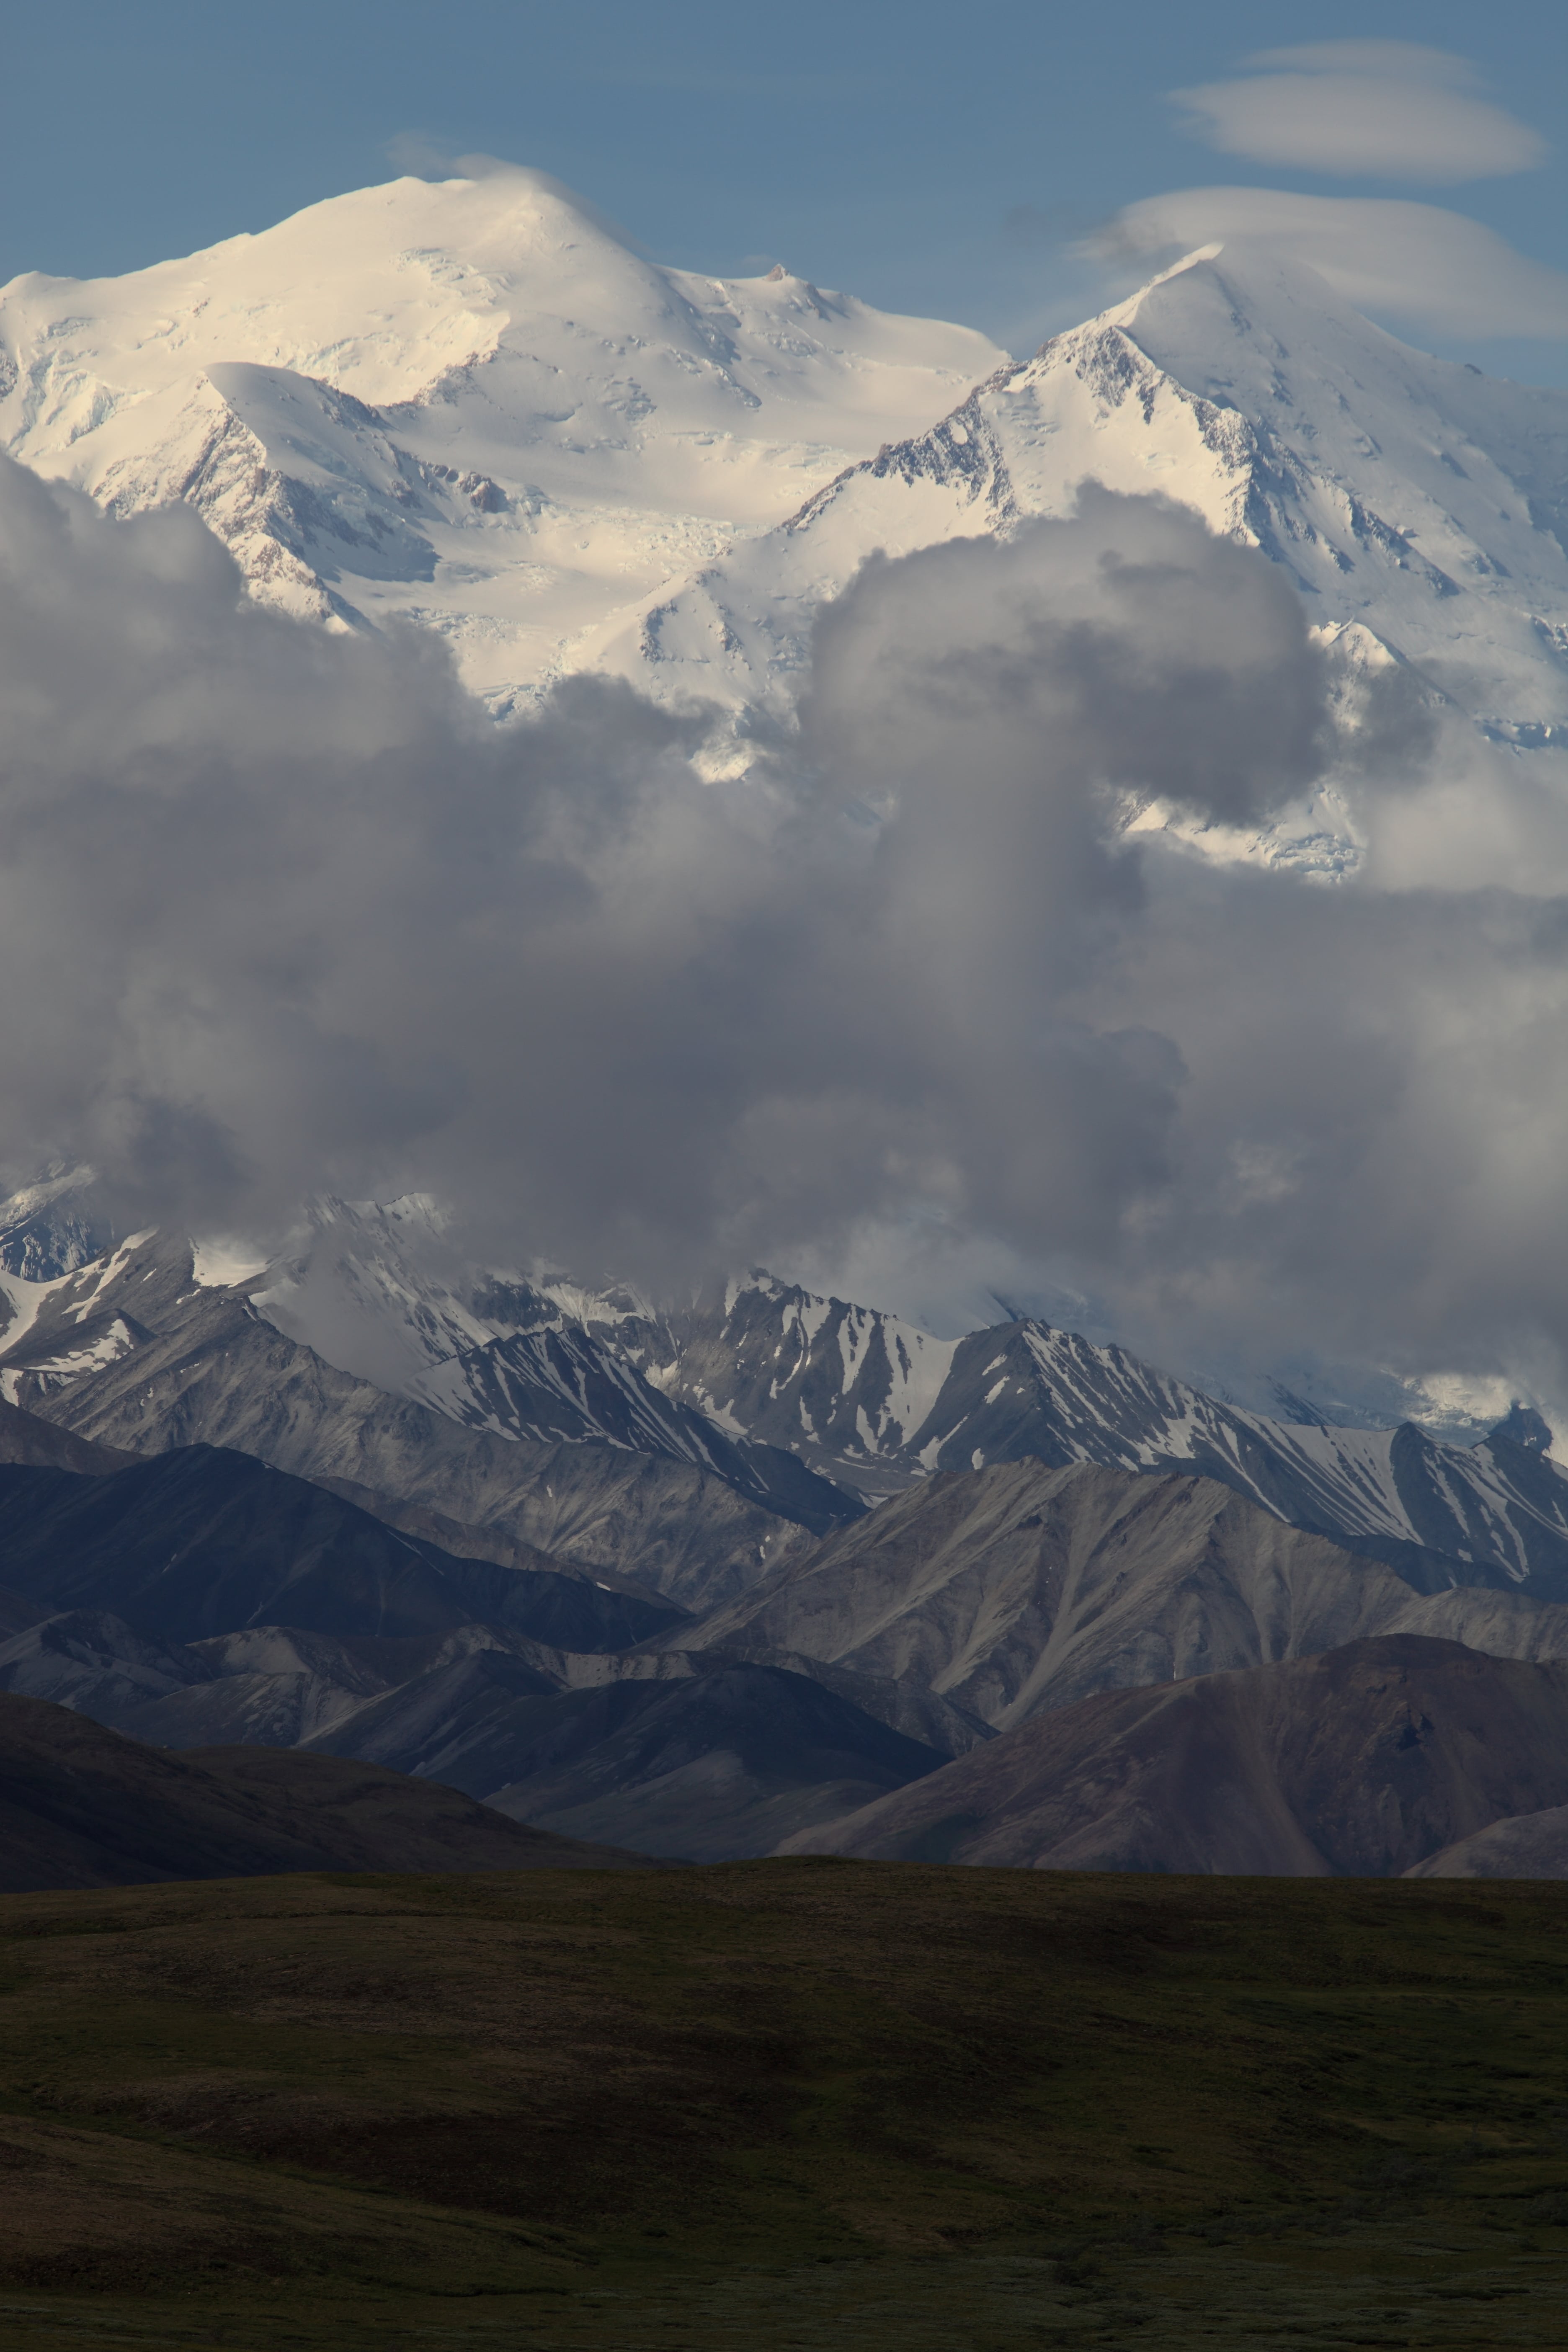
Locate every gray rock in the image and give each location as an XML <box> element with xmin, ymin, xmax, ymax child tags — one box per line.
<box><xmin>683</xmin><ymin>1460</ymin><xmax>1568</xmax><ymax>1731</ymax></box>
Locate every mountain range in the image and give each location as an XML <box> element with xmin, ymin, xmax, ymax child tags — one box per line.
<box><xmin>778</xmin><ymin>1635</ymin><xmax>1568</xmax><ymax>1877</ymax></box>
<box><xmin>596</xmin><ymin>242</ymin><xmax>1568</xmax><ymax>825</ymax></box>
<box><xmin>8</xmin><ymin>1261</ymin><xmax>1568</xmax><ymax>1874</ymax></box>
<box><xmin>5</xmin><ymin>171</ymin><xmax>1568</xmax><ymax>1885</ymax></box>
<box><xmin>6</xmin><ymin>173</ymin><xmax>1565</xmax><ymax>869</ymax></box>
<box><xmin>9</xmin><ymin>1199</ymin><xmax>1566</xmax><ymax>1606</ymax></box>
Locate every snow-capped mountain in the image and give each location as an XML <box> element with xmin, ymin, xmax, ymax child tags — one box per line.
<box><xmin>7</xmin><ymin>175</ymin><xmax>1568</xmax><ymax>1593</ymax></box>
<box><xmin>0</xmin><ymin>1169</ymin><xmax>113</xmax><ymax>1284</ymax></box>
<box><xmin>8</xmin><ymin>1185</ymin><xmax>1563</xmax><ymax>1600</ymax></box>
<box><xmin>0</xmin><ymin>170</ymin><xmax>1001</xmax><ymax>713</ymax></box>
<box><xmin>891</xmin><ymin>1319</ymin><xmax>1568</xmax><ymax>1594</ymax></box>
<box><xmin>610</xmin><ymin>1275</ymin><xmax>961</xmax><ymax>1502</ymax></box>
<box><xmin>609</xmin><ymin>1271</ymin><xmax>1568</xmax><ymax>1595</ymax></box>
<box><xmin>0</xmin><ymin>1224</ymin><xmax>862</xmax><ymax>1542</ymax></box>
<box><xmin>12</xmin><ymin>175</ymin><xmax>1565</xmax><ymax>864</ymax></box>
<box><xmin>600</xmin><ymin>242</ymin><xmax>1568</xmax><ymax>769</ymax></box>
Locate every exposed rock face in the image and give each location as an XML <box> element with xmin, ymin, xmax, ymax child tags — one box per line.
<box><xmin>682</xmin><ymin>1462</ymin><xmax>1568</xmax><ymax>1730</ymax></box>
<box><xmin>780</xmin><ymin>1636</ymin><xmax>1568</xmax><ymax>1876</ymax></box>
<box><xmin>0</xmin><ymin>1689</ymin><xmax>656</xmax><ymax>1891</ymax></box>
<box><xmin>0</xmin><ymin>1171</ymin><xmax>112</xmax><ymax>1282</ymax></box>
<box><xmin>612</xmin><ymin>1272</ymin><xmax>961</xmax><ymax>1502</ymax></box>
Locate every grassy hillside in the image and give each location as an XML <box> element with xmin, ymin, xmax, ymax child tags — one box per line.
<box><xmin>0</xmin><ymin>1860</ymin><xmax>1566</xmax><ymax>2346</ymax></box>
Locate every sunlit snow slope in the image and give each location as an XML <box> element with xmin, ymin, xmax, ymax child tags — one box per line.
<box><xmin>9</xmin><ymin>183</ymin><xmax>1564</xmax><ymax>797</ymax></box>
<box><xmin>0</xmin><ymin>169</ymin><xmax>1002</xmax><ymax>712</ymax></box>
<box><xmin>599</xmin><ymin>245</ymin><xmax>1568</xmax><ymax>765</ymax></box>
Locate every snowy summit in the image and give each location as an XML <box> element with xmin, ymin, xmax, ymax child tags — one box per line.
<box><xmin>0</xmin><ymin>168</ymin><xmax>1001</xmax><ymax>715</ymax></box>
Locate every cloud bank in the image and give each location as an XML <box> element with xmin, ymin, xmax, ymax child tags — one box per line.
<box><xmin>1171</xmin><ymin>41</ymin><xmax>1546</xmax><ymax>183</ymax></box>
<box><xmin>0</xmin><ymin>461</ymin><xmax>1318</xmax><ymax>1272</ymax></box>
<box><xmin>5</xmin><ymin>453</ymin><xmax>1568</xmax><ymax>1414</ymax></box>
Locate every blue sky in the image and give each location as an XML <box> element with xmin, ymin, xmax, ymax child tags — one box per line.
<box><xmin>7</xmin><ymin>0</ymin><xmax>1565</xmax><ymax>376</ymax></box>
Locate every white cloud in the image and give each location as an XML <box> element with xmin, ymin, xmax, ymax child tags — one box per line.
<box><xmin>383</xmin><ymin>134</ymin><xmax>517</xmax><ymax>181</ymax></box>
<box><xmin>1248</xmin><ymin>41</ymin><xmax>1483</xmax><ymax>82</ymax></box>
<box><xmin>1100</xmin><ymin>188</ymin><xmax>1568</xmax><ymax>340</ymax></box>
<box><xmin>0</xmin><ymin>462</ymin><xmax>1343</xmax><ymax>1292</ymax></box>
<box><xmin>1172</xmin><ymin>40</ymin><xmax>1546</xmax><ymax>183</ymax></box>
<box><xmin>12</xmin><ymin>452</ymin><xmax>1568</xmax><ymax>1413</ymax></box>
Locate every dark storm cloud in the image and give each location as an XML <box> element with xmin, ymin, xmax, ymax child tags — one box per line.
<box><xmin>6</xmin><ymin>452</ymin><xmax>1561</xmax><ymax>1403</ymax></box>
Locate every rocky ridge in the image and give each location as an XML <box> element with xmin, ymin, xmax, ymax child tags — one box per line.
<box><xmin>8</xmin><ymin>1203</ymin><xmax>1568</xmax><ymax>1604</ymax></box>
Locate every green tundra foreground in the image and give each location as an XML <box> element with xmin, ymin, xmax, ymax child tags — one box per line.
<box><xmin>0</xmin><ymin>1860</ymin><xmax>1565</xmax><ymax>2349</ymax></box>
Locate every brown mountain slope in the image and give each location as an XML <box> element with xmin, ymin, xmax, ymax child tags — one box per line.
<box><xmin>1406</xmin><ymin>1803</ymin><xmax>1568</xmax><ymax>1878</ymax></box>
<box><xmin>0</xmin><ymin>1689</ymin><xmax>657</xmax><ymax>1890</ymax></box>
<box><xmin>685</xmin><ymin>1462</ymin><xmax>1568</xmax><ymax>1729</ymax></box>
<box><xmin>778</xmin><ymin>1635</ymin><xmax>1568</xmax><ymax>1875</ymax></box>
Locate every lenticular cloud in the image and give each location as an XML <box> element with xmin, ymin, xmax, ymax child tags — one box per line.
<box><xmin>1171</xmin><ymin>41</ymin><xmax>1546</xmax><ymax>184</ymax></box>
<box><xmin>5</xmin><ymin>447</ymin><xmax>1568</xmax><ymax>1410</ymax></box>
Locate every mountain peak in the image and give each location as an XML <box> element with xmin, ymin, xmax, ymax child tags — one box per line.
<box><xmin>1112</xmin><ymin>235</ymin><xmax>1441</xmax><ymax>413</ymax></box>
<box><xmin>0</xmin><ymin>172</ymin><xmax>1001</xmax><ymax>712</ymax></box>
<box><xmin>1490</xmin><ymin>1401</ymin><xmax>1555</xmax><ymax>1455</ymax></box>
<box><xmin>5</xmin><ymin>170</ymin><xmax>1566</xmax><ymax>779</ymax></box>
<box><xmin>588</xmin><ymin>230</ymin><xmax>1568</xmax><ymax>810</ymax></box>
